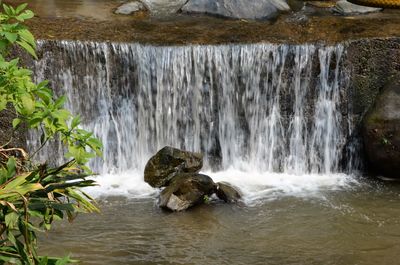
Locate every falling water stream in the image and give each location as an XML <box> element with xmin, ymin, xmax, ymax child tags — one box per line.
<box><xmin>31</xmin><ymin>41</ymin><xmax>400</xmax><ymax>264</ymax></box>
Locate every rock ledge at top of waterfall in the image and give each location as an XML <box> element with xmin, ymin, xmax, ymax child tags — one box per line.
<box><xmin>144</xmin><ymin>146</ymin><xmax>242</xmax><ymax>211</ymax></box>
<box><xmin>182</xmin><ymin>0</ymin><xmax>290</xmax><ymax>20</ymax></box>
<box><xmin>115</xmin><ymin>0</ymin><xmax>290</xmax><ymax>20</ymax></box>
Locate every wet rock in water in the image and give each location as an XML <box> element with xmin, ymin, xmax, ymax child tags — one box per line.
<box><xmin>182</xmin><ymin>0</ymin><xmax>290</xmax><ymax>20</ymax></box>
<box><xmin>115</xmin><ymin>1</ymin><xmax>146</xmax><ymax>15</ymax></box>
<box><xmin>215</xmin><ymin>182</ymin><xmax>242</xmax><ymax>203</ymax></box>
<box><xmin>332</xmin><ymin>0</ymin><xmax>382</xmax><ymax>15</ymax></box>
<box><xmin>144</xmin><ymin>146</ymin><xmax>203</xmax><ymax>188</ymax></box>
<box><xmin>141</xmin><ymin>0</ymin><xmax>188</xmax><ymax>15</ymax></box>
<box><xmin>159</xmin><ymin>173</ymin><xmax>216</xmax><ymax>211</ymax></box>
<box><xmin>363</xmin><ymin>76</ymin><xmax>400</xmax><ymax>179</ymax></box>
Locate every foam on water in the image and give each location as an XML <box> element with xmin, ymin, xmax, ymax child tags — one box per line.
<box><xmin>84</xmin><ymin>169</ymin><xmax>360</xmax><ymax>205</ymax></box>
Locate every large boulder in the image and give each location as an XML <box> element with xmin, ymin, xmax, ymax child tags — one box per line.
<box><xmin>159</xmin><ymin>173</ymin><xmax>216</xmax><ymax>211</ymax></box>
<box><xmin>215</xmin><ymin>182</ymin><xmax>242</xmax><ymax>203</ymax></box>
<box><xmin>141</xmin><ymin>0</ymin><xmax>188</xmax><ymax>15</ymax></box>
<box><xmin>333</xmin><ymin>0</ymin><xmax>382</xmax><ymax>15</ymax></box>
<box><xmin>115</xmin><ymin>1</ymin><xmax>146</xmax><ymax>15</ymax></box>
<box><xmin>144</xmin><ymin>146</ymin><xmax>203</xmax><ymax>188</ymax></box>
<box><xmin>363</xmin><ymin>76</ymin><xmax>400</xmax><ymax>178</ymax></box>
<box><xmin>182</xmin><ymin>0</ymin><xmax>290</xmax><ymax>20</ymax></box>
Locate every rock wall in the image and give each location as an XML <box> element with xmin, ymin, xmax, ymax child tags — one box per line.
<box><xmin>341</xmin><ymin>37</ymin><xmax>400</xmax><ymax>174</ymax></box>
<box><xmin>345</xmin><ymin>37</ymin><xmax>400</xmax><ymax>124</ymax></box>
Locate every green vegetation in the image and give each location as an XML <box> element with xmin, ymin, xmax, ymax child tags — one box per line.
<box><xmin>0</xmin><ymin>3</ymin><xmax>102</xmax><ymax>264</ymax></box>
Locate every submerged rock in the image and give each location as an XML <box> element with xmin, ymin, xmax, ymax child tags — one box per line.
<box><xmin>215</xmin><ymin>182</ymin><xmax>242</xmax><ymax>203</ymax></box>
<box><xmin>141</xmin><ymin>0</ymin><xmax>188</xmax><ymax>15</ymax></box>
<box><xmin>159</xmin><ymin>173</ymin><xmax>216</xmax><ymax>211</ymax></box>
<box><xmin>182</xmin><ymin>0</ymin><xmax>290</xmax><ymax>20</ymax></box>
<box><xmin>333</xmin><ymin>0</ymin><xmax>382</xmax><ymax>15</ymax></box>
<box><xmin>363</xmin><ymin>76</ymin><xmax>400</xmax><ymax>179</ymax></box>
<box><xmin>144</xmin><ymin>146</ymin><xmax>203</xmax><ymax>188</ymax></box>
<box><xmin>115</xmin><ymin>1</ymin><xmax>146</xmax><ymax>15</ymax></box>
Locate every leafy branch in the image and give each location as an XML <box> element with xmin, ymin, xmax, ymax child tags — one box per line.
<box><xmin>0</xmin><ymin>3</ymin><xmax>103</xmax><ymax>264</ymax></box>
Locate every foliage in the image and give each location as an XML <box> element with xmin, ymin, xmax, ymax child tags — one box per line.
<box><xmin>0</xmin><ymin>3</ymin><xmax>102</xmax><ymax>264</ymax></box>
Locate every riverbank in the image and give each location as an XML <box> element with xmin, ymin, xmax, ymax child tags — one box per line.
<box><xmin>5</xmin><ymin>0</ymin><xmax>400</xmax><ymax>45</ymax></box>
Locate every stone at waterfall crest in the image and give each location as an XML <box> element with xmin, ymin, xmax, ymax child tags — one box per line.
<box><xmin>182</xmin><ymin>0</ymin><xmax>290</xmax><ymax>20</ymax></box>
<box><xmin>144</xmin><ymin>146</ymin><xmax>242</xmax><ymax>211</ymax></box>
<box><xmin>333</xmin><ymin>0</ymin><xmax>382</xmax><ymax>15</ymax></box>
<box><xmin>115</xmin><ymin>1</ymin><xmax>146</xmax><ymax>15</ymax></box>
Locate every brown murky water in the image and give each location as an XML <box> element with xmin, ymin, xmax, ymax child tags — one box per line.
<box><xmin>39</xmin><ymin>179</ymin><xmax>400</xmax><ymax>265</ymax></box>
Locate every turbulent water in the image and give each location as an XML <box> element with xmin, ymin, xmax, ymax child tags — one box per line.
<box><xmin>31</xmin><ymin>41</ymin><xmax>360</xmax><ymax>200</ymax></box>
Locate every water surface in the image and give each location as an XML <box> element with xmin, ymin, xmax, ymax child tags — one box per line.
<box><xmin>39</xmin><ymin>177</ymin><xmax>400</xmax><ymax>265</ymax></box>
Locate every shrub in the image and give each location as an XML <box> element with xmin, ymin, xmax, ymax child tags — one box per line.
<box><xmin>0</xmin><ymin>3</ymin><xmax>102</xmax><ymax>264</ymax></box>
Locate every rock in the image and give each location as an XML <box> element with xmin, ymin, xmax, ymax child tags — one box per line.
<box><xmin>332</xmin><ymin>0</ymin><xmax>382</xmax><ymax>15</ymax></box>
<box><xmin>363</xmin><ymin>76</ymin><xmax>400</xmax><ymax>179</ymax></box>
<box><xmin>159</xmin><ymin>173</ymin><xmax>216</xmax><ymax>211</ymax></box>
<box><xmin>285</xmin><ymin>11</ymin><xmax>309</xmax><ymax>25</ymax></box>
<box><xmin>141</xmin><ymin>0</ymin><xmax>188</xmax><ymax>15</ymax></box>
<box><xmin>115</xmin><ymin>1</ymin><xmax>146</xmax><ymax>15</ymax></box>
<box><xmin>287</xmin><ymin>0</ymin><xmax>305</xmax><ymax>12</ymax></box>
<box><xmin>215</xmin><ymin>182</ymin><xmax>242</xmax><ymax>203</ymax></box>
<box><xmin>144</xmin><ymin>146</ymin><xmax>203</xmax><ymax>188</ymax></box>
<box><xmin>307</xmin><ymin>1</ymin><xmax>337</xmax><ymax>8</ymax></box>
<box><xmin>182</xmin><ymin>0</ymin><xmax>290</xmax><ymax>20</ymax></box>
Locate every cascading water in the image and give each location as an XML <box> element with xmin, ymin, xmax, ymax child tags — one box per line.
<box><xmin>30</xmin><ymin>40</ymin><xmax>359</xmax><ymax>200</ymax></box>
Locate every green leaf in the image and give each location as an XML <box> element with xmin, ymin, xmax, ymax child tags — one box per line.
<box><xmin>17</xmin><ymin>29</ymin><xmax>36</xmax><ymax>48</ymax></box>
<box><xmin>16</xmin><ymin>40</ymin><xmax>37</xmax><ymax>59</ymax></box>
<box><xmin>6</xmin><ymin>157</ymin><xmax>16</xmax><ymax>180</ymax></box>
<box><xmin>2</xmin><ymin>4</ymin><xmax>12</xmax><ymax>16</ymax></box>
<box><xmin>65</xmin><ymin>146</ymin><xmax>89</xmax><ymax>165</ymax></box>
<box><xmin>0</xmin><ymin>39</ymin><xmax>8</xmax><ymax>53</ymax></box>
<box><xmin>20</xmin><ymin>95</ymin><xmax>35</xmax><ymax>115</ymax></box>
<box><xmin>12</xmin><ymin>118</ymin><xmax>21</xmax><ymax>129</ymax></box>
<box><xmin>70</xmin><ymin>116</ymin><xmax>81</xmax><ymax>129</ymax></box>
<box><xmin>55</xmin><ymin>256</ymin><xmax>73</xmax><ymax>265</ymax></box>
<box><xmin>4</xmin><ymin>32</ymin><xmax>17</xmax><ymax>43</ymax></box>
<box><xmin>5</xmin><ymin>212</ymin><xmax>19</xmax><ymax>229</ymax></box>
<box><xmin>54</xmin><ymin>95</ymin><xmax>67</xmax><ymax>108</ymax></box>
<box><xmin>36</xmin><ymin>87</ymin><xmax>52</xmax><ymax>105</ymax></box>
<box><xmin>16</xmin><ymin>10</ymin><xmax>34</xmax><ymax>21</ymax></box>
<box><xmin>15</xmin><ymin>3</ymin><xmax>28</xmax><ymax>14</ymax></box>
<box><xmin>0</xmin><ymin>95</ymin><xmax>6</xmax><ymax>112</ymax></box>
<box><xmin>38</xmin><ymin>256</ymin><xmax>48</xmax><ymax>265</ymax></box>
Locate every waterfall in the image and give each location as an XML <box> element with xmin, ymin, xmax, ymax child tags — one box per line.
<box><xmin>30</xmin><ymin>40</ymin><xmax>358</xmax><ymax>198</ymax></box>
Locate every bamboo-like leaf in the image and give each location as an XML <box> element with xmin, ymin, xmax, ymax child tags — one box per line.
<box><xmin>5</xmin><ymin>212</ymin><xmax>19</xmax><ymax>229</ymax></box>
<box><xmin>15</xmin><ymin>3</ymin><xmax>28</xmax><ymax>14</ymax></box>
<box><xmin>16</xmin><ymin>40</ymin><xmax>37</xmax><ymax>59</ymax></box>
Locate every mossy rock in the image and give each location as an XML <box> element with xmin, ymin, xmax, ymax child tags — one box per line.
<box><xmin>215</xmin><ymin>181</ymin><xmax>242</xmax><ymax>203</ymax></box>
<box><xmin>159</xmin><ymin>173</ymin><xmax>216</xmax><ymax>211</ymax></box>
<box><xmin>144</xmin><ymin>146</ymin><xmax>203</xmax><ymax>188</ymax></box>
<box><xmin>362</xmin><ymin>76</ymin><xmax>400</xmax><ymax>178</ymax></box>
